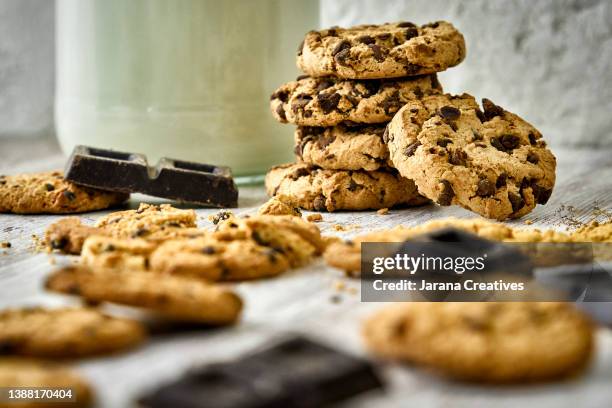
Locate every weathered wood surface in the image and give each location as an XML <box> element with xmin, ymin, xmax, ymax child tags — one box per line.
<box><xmin>1</xmin><ymin>137</ymin><xmax>611</xmax><ymax>408</ymax></box>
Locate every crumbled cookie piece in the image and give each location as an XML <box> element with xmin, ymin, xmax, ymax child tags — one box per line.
<box><xmin>0</xmin><ymin>171</ymin><xmax>128</xmax><ymax>214</ymax></box>
<box><xmin>297</xmin><ymin>21</ymin><xmax>466</xmax><ymax>79</ymax></box>
<box><xmin>258</xmin><ymin>195</ymin><xmax>302</xmax><ymax>217</ymax></box>
<box><xmin>307</xmin><ymin>214</ymin><xmax>323</xmax><ymax>223</ymax></box>
<box><xmin>377</xmin><ymin>208</ymin><xmax>389</xmax><ymax>215</ymax></box>
<box><xmin>0</xmin><ymin>307</ymin><xmax>146</xmax><ymax>358</ymax></box>
<box><xmin>209</xmin><ymin>210</ymin><xmax>235</xmax><ymax>225</ymax></box>
<box><xmin>0</xmin><ymin>242</ymin><xmax>10</xmax><ymax>249</ymax></box>
<box><xmin>363</xmin><ymin>302</ymin><xmax>594</xmax><ymax>383</ymax></box>
<box><xmin>45</xmin><ymin>266</ymin><xmax>242</xmax><ymax>325</ymax></box>
<box><xmin>265</xmin><ymin>163</ymin><xmax>428</xmax><ymax>212</ymax></box>
<box><xmin>45</xmin><ymin>217</ymin><xmax>106</xmax><ymax>255</ymax></box>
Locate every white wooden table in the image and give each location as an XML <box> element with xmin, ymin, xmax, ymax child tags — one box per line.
<box><xmin>1</xmin><ymin>136</ymin><xmax>612</xmax><ymax>408</ymax></box>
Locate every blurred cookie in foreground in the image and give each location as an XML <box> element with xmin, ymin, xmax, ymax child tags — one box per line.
<box><xmin>0</xmin><ymin>358</ymin><xmax>93</xmax><ymax>407</ymax></box>
<box><xmin>363</xmin><ymin>302</ymin><xmax>594</xmax><ymax>383</ymax></box>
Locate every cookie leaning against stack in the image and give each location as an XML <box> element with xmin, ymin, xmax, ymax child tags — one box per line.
<box><xmin>267</xmin><ymin>21</ymin><xmax>467</xmax><ymax>211</ymax></box>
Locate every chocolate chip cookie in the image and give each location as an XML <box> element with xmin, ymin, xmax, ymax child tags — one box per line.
<box><xmin>324</xmin><ymin>217</ymin><xmax>574</xmax><ymax>275</ymax></box>
<box><xmin>258</xmin><ymin>195</ymin><xmax>302</xmax><ymax>217</ymax></box>
<box><xmin>0</xmin><ymin>171</ymin><xmax>128</xmax><ymax>214</ymax></box>
<box><xmin>45</xmin><ymin>266</ymin><xmax>243</xmax><ymax>325</ymax></box>
<box><xmin>386</xmin><ymin>94</ymin><xmax>556</xmax><ymax>220</ymax></box>
<box><xmin>0</xmin><ymin>307</ymin><xmax>146</xmax><ymax>358</ymax></box>
<box><xmin>45</xmin><ymin>217</ymin><xmax>108</xmax><ymax>255</ymax></box>
<box><xmin>265</xmin><ymin>163</ymin><xmax>428</xmax><ymax>212</ymax></box>
<box><xmin>297</xmin><ymin>21</ymin><xmax>466</xmax><ymax>79</ymax></box>
<box><xmin>0</xmin><ymin>358</ymin><xmax>93</xmax><ymax>407</ymax></box>
<box><xmin>295</xmin><ymin>125</ymin><xmax>389</xmax><ymax>171</ymax></box>
<box><xmin>363</xmin><ymin>302</ymin><xmax>594</xmax><ymax>383</ymax></box>
<box><xmin>270</xmin><ymin>74</ymin><xmax>441</xmax><ymax>127</ymax></box>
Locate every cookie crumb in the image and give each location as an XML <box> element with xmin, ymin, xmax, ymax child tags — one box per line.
<box><xmin>208</xmin><ymin>210</ymin><xmax>234</xmax><ymax>225</ymax></box>
<box><xmin>0</xmin><ymin>241</ymin><xmax>11</xmax><ymax>249</ymax></box>
<box><xmin>330</xmin><ymin>294</ymin><xmax>342</xmax><ymax>304</ymax></box>
<box><xmin>48</xmin><ymin>255</ymin><xmax>57</xmax><ymax>265</ymax></box>
<box><xmin>377</xmin><ymin>208</ymin><xmax>389</xmax><ymax>215</ymax></box>
<box><xmin>333</xmin><ymin>224</ymin><xmax>346</xmax><ymax>231</ymax></box>
<box><xmin>258</xmin><ymin>196</ymin><xmax>301</xmax><ymax>217</ymax></box>
<box><xmin>333</xmin><ymin>280</ymin><xmax>346</xmax><ymax>291</ymax></box>
<box><xmin>524</xmin><ymin>220</ymin><xmax>533</xmax><ymax>225</ymax></box>
<box><xmin>307</xmin><ymin>214</ymin><xmax>323</xmax><ymax>222</ymax></box>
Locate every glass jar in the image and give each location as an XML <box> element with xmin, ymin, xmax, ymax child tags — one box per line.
<box><xmin>55</xmin><ymin>0</ymin><xmax>319</xmax><ymax>180</ymax></box>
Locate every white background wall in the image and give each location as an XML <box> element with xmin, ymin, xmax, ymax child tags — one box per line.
<box><xmin>0</xmin><ymin>0</ymin><xmax>610</xmax><ymax>147</ymax></box>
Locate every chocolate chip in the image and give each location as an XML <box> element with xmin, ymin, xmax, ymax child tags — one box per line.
<box><xmin>0</xmin><ymin>340</ymin><xmax>17</xmax><ymax>354</ymax></box>
<box><xmin>475</xmin><ymin>108</ymin><xmax>486</xmax><ymax>122</ymax></box>
<box><xmin>422</xmin><ymin>21</ymin><xmax>440</xmax><ymax>29</ymax></box>
<box><xmin>289</xmin><ymin>167</ymin><xmax>310</xmax><ymax>180</ymax></box>
<box><xmin>326</xmin><ymin>28</ymin><xmax>338</xmax><ymax>37</ymax></box>
<box><xmin>265</xmin><ymin>248</ymin><xmax>280</xmax><ymax>263</ymax></box>
<box><xmin>491</xmin><ymin>134</ymin><xmax>520</xmax><ymax>153</ymax></box>
<box><xmin>317</xmin><ymin>133</ymin><xmax>335</xmax><ymax>148</ymax></box>
<box><xmin>318</xmin><ymin>92</ymin><xmax>342</xmax><ymax>114</ymax></box>
<box><xmin>50</xmin><ymin>237</ymin><xmax>68</xmax><ymax>250</ymax></box>
<box><xmin>482</xmin><ymin>98</ymin><xmax>504</xmax><ymax>121</ymax></box>
<box><xmin>382</xmin><ymin>126</ymin><xmax>390</xmax><ymax>143</ymax></box>
<box><xmin>531</xmin><ymin>183</ymin><xmax>553</xmax><ymax>204</ymax></box>
<box><xmin>297</xmin><ymin>39</ymin><xmax>305</xmax><ymax>56</ymax></box>
<box><xmin>201</xmin><ymin>246</ymin><xmax>216</xmax><ymax>255</ymax></box>
<box><xmin>412</xmin><ymin>85</ymin><xmax>423</xmax><ymax>99</ymax></box>
<box><xmin>270</xmin><ymin>89</ymin><xmax>287</xmax><ymax>102</ymax></box>
<box><xmin>44</xmin><ymin>183</ymin><xmax>55</xmax><ymax>191</ymax></box>
<box><xmin>295</xmin><ymin>74</ymin><xmax>310</xmax><ymax>81</ymax></box>
<box><xmin>363</xmin><ymin>81</ymin><xmax>380</xmax><ymax>97</ymax></box>
<box><xmin>377</xmin><ymin>33</ymin><xmax>391</xmax><ymax>40</ymax></box>
<box><xmin>334</xmin><ymin>48</ymin><xmax>351</xmax><ymax>66</ymax></box>
<box><xmin>439</xmin><ymin>106</ymin><xmax>461</xmax><ymax>121</ymax></box>
<box><xmin>471</xmin><ymin>129</ymin><xmax>483</xmax><ymax>141</ymax></box>
<box><xmin>508</xmin><ymin>192</ymin><xmax>525</xmax><ymax>212</ymax></box>
<box><xmin>332</xmin><ymin>40</ymin><xmax>351</xmax><ymax>56</ymax></box>
<box><xmin>347</xmin><ymin>179</ymin><xmax>359</xmax><ymax>191</ymax></box>
<box><xmin>404</xmin><ymin>27</ymin><xmax>419</xmax><ymax>40</ymax></box>
<box><xmin>476</xmin><ymin>179</ymin><xmax>495</xmax><ymax>197</ymax></box>
<box><xmin>403</xmin><ymin>141</ymin><xmax>421</xmax><ymax>157</ymax></box>
<box><xmin>528</xmin><ymin>132</ymin><xmax>538</xmax><ymax>145</ymax></box>
<box><xmin>405</xmin><ymin>63</ymin><xmax>422</xmax><ymax>76</ymax></box>
<box><xmin>496</xmin><ymin>173</ymin><xmax>507</xmax><ymax>188</ymax></box>
<box><xmin>437</xmin><ymin>180</ymin><xmax>454</xmax><ymax>206</ymax></box>
<box><xmin>437</xmin><ymin>138</ymin><xmax>452</xmax><ymax>147</ymax></box>
<box><xmin>357</xmin><ymin>35</ymin><xmax>375</xmax><ymax>44</ymax></box>
<box><xmin>316</xmin><ymin>80</ymin><xmax>334</xmax><ymax>93</ymax></box>
<box><xmin>275</xmin><ymin>104</ymin><xmax>286</xmax><ymax>122</ymax></box>
<box><xmin>212</xmin><ymin>210</ymin><xmax>233</xmax><ymax>225</ymax></box>
<box><xmin>313</xmin><ymin>196</ymin><xmax>326</xmax><ymax>211</ymax></box>
<box><xmin>397</xmin><ymin>21</ymin><xmax>417</xmax><ymax>28</ymax></box>
<box><xmin>381</xmin><ymin>90</ymin><xmax>401</xmax><ymax>115</ymax></box>
<box><xmin>368</xmin><ymin>44</ymin><xmax>385</xmax><ymax>62</ymax></box>
<box><xmin>291</xmin><ymin>93</ymin><xmax>312</xmax><ymax>112</ymax></box>
<box><xmin>449</xmin><ymin>149</ymin><xmax>468</xmax><ymax>166</ymax></box>
<box><xmin>63</xmin><ymin>191</ymin><xmax>76</xmax><ymax>201</ymax></box>
<box><xmin>526</xmin><ymin>152</ymin><xmax>539</xmax><ymax>164</ymax></box>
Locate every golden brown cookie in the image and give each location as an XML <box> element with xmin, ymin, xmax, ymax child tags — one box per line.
<box><xmin>45</xmin><ymin>266</ymin><xmax>242</xmax><ymax>325</ymax></box>
<box><xmin>45</xmin><ymin>218</ymin><xmax>108</xmax><ymax>255</ymax></box>
<box><xmin>363</xmin><ymin>302</ymin><xmax>594</xmax><ymax>383</ymax></box>
<box><xmin>271</xmin><ymin>74</ymin><xmax>441</xmax><ymax>126</ymax></box>
<box><xmin>0</xmin><ymin>307</ymin><xmax>146</xmax><ymax>358</ymax></box>
<box><xmin>386</xmin><ymin>94</ymin><xmax>556</xmax><ymax>220</ymax></box>
<box><xmin>295</xmin><ymin>125</ymin><xmax>389</xmax><ymax>171</ymax></box>
<box><xmin>258</xmin><ymin>196</ymin><xmax>302</xmax><ymax>217</ymax></box>
<box><xmin>0</xmin><ymin>358</ymin><xmax>93</xmax><ymax>407</ymax></box>
<box><xmin>0</xmin><ymin>172</ymin><xmax>128</xmax><ymax>214</ymax></box>
<box><xmin>265</xmin><ymin>163</ymin><xmax>428</xmax><ymax>212</ymax></box>
<box><xmin>297</xmin><ymin>21</ymin><xmax>466</xmax><ymax>79</ymax></box>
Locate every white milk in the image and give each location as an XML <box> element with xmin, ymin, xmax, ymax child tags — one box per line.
<box><xmin>55</xmin><ymin>0</ymin><xmax>319</xmax><ymax>178</ymax></box>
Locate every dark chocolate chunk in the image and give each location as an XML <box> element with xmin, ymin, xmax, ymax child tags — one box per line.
<box><xmin>531</xmin><ymin>182</ymin><xmax>553</xmax><ymax>204</ymax></box>
<box><xmin>138</xmin><ymin>336</ymin><xmax>383</xmax><ymax>408</ymax></box>
<box><xmin>405</xmin><ymin>63</ymin><xmax>422</xmax><ymax>76</ymax></box>
<box><xmin>295</xmin><ymin>74</ymin><xmax>310</xmax><ymax>81</ymax></box>
<box><xmin>475</xmin><ymin>108</ymin><xmax>486</xmax><ymax>122</ymax></box>
<box><xmin>347</xmin><ymin>179</ymin><xmax>359</xmax><ymax>192</ymax></box>
<box><xmin>404</xmin><ymin>27</ymin><xmax>419</xmax><ymax>40</ymax></box>
<box><xmin>381</xmin><ymin>91</ymin><xmax>401</xmax><ymax>115</ymax></box>
<box><xmin>491</xmin><ymin>134</ymin><xmax>520</xmax><ymax>153</ymax></box>
<box><xmin>438</xmin><ymin>180</ymin><xmax>454</xmax><ymax>206</ymax></box>
<box><xmin>368</xmin><ymin>44</ymin><xmax>385</xmax><ymax>62</ymax></box>
<box><xmin>275</xmin><ymin>104</ymin><xmax>287</xmax><ymax>122</ymax></box>
<box><xmin>363</xmin><ymin>81</ymin><xmax>381</xmax><ymax>97</ymax></box>
<box><xmin>526</xmin><ymin>152</ymin><xmax>539</xmax><ymax>164</ymax></box>
<box><xmin>313</xmin><ymin>196</ymin><xmax>326</xmax><ymax>211</ymax></box>
<box><xmin>292</xmin><ymin>93</ymin><xmax>313</xmax><ymax>112</ymax></box>
<box><xmin>482</xmin><ymin>98</ymin><xmax>504</xmax><ymax>121</ymax></box>
<box><xmin>439</xmin><ymin>106</ymin><xmax>461</xmax><ymax>121</ymax></box>
<box><xmin>315</xmin><ymin>79</ymin><xmax>334</xmax><ymax>93</ymax></box>
<box><xmin>397</xmin><ymin>21</ymin><xmax>417</xmax><ymax>28</ymax></box>
<box><xmin>334</xmin><ymin>48</ymin><xmax>351</xmax><ymax>66</ymax></box>
<box><xmin>297</xmin><ymin>39</ymin><xmax>305</xmax><ymax>56</ymax></box>
<box><xmin>528</xmin><ymin>132</ymin><xmax>538</xmax><ymax>145</ymax></box>
<box><xmin>270</xmin><ymin>89</ymin><xmax>289</xmax><ymax>102</ymax></box>
<box><xmin>448</xmin><ymin>149</ymin><xmax>468</xmax><ymax>166</ymax></box>
<box><xmin>356</xmin><ymin>35</ymin><xmax>375</xmax><ymax>44</ymax></box>
<box><xmin>496</xmin><ymin>173</ymin><xmax>507</xmax><ymax>188</ymax></box>
<box><xmin>63</xmin><ymin>191</ymin><xmax>76</xmax><ymax>201</ymax></box>
<box><xmin>476</xmin><ymin>178</ymin><xmax>495</xmax><ymax>197</ymax></box>
<box><xmin>422</xmin><ymin>21</ymin><xmax>440</xmax><ymax>29</ymax></box>
<box><xmin>332</xmin><ymin>40</ymin><xmax>351</xmax><ymax>56</ymax></box>
<box><xmin>377</xmin><ymin>33</ymin><xmax>391</xmax><ymax>40</ymax></box>
<box><xmin>436</xmin><ymin>138</ymin><xmax>452</xmax><ymax>147</ymax></box>
<box><xmin>471</xmin><ymin>129</ymin><xmax>483</xmax><ymax>141</ymax></box>
<box><xmin>64</xmin><ymin>146</ymin><xmax>238</xmax><ymax>208</ymax></box>
<box><xmin>508</xmin><ymin>192</ymin><xmax>525</xmax><ymax>212</ymax></box>
<box><xmin>317</xmin><ymin>92</ymin><xmax>342</xmax><ymax>114</ymax></box>
<box><xmin>44</xmin><ymin>183</ymin><xmax>55</xmax><ymax>191</ymax></box>
<box><xmin>403</xmin><ymin>141</ymin><xmax>421</xmax><ymax>157</ymax></box>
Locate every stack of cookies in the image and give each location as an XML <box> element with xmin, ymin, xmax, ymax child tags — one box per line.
<box><xmin>266</xmin><ymin>21</ymin><xmax>466</xmax><ymax>212</ymax></box>
<box><xmin>266</xmin><ymin>20</ymin><xmax>557</xmax><ymax>220</ymax></box>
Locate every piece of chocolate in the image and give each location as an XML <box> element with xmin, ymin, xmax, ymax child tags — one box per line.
<box><xmin>64</xmin><ymin>146</ymin><xmax>238</xmax><ymax>207</ymax></box>
<box><xmin>138</xmin><ymin>336</ymin><xmax>383</xmax><ymax>408</ymax></box>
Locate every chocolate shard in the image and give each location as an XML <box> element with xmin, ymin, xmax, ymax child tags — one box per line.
<box><xmin>138</xmin><ymin>336</ymin><xmax>383</xmax><ymax>408</ymax></box>
<box><xmin>64</xmin><ymin>146</ymin><xmax>238</xmax><ymax>208</ymax></box>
